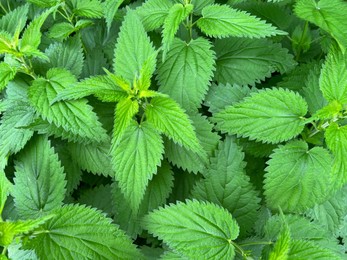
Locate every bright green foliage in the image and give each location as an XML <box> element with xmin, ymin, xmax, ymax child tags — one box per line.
<box><xmin>325</xmin><ymin>123</ymin><xmax>347</xmax><ymax>185</ymax></box>
<box><xmin>12</xmin><ymin>136</ymin><xmax>66</xmax><ymax>219</ymax></box>
<box><xmin>197</xmin><ymin>4</ymin><xmax>285</xmax><ymax>39</ymax></box>
<box><xmin>69</xmin><ymin>0</ymin><xmax>104</xmax><ymax>18</ymax></box>
<box><xmin>145</xmin><ymin>96</ymin><xmax>204</xmax><ymax>154</ymax></box>
<box><xmin>136</xmin><ymin>0</ymin><xmax>173</xmax><ymax>31</ymax></box>
<box><xmin>24</xmin><ymin>204</ymin><xmax>142</xmax><ymax>259</ymax></box>
<box><xmin>191</xmin><ymin>0</ymin><xmax>214</xmax><ymax>14</ymax></box>
<box><xmin>0</xmin><ymin>63</ymin><xmax>16</xmax><ymax>91</ymax></box>
<box><xmin>288</xmin><ymin>240</ymin><xmax>341</xmax><ymax>259</ymax></box>
<box><xmin>319</xmin><ymin>47</ymin><xmax>347</xmax><ymax>104</ymax></box>
<box><xmin>104</xmin><ymin>0</ymin><xmax>125</xmax><ymax>32</ymax></box>
<box><xmin>0</xmin><ymin>172</ymin><xmax>11</xmax><ymax>218</ymax></box>
<box><xmin>269</xmin><ymin>226</ymin><xmax>291</xmax><ymax>260</ymax></box>
<box><xmin>27</xmin><ymin>0</ymin><xmax>58</xmax><ymax>7</ymax></box>
<box><xmin>143</xmin><ymin>200</ymin><xmax>240</xmax><ymax>259</ymax></box>
<box><xmin>164</xmin><ymin>114</ymin><xmax>219</xmax><ymax>173</ymax></box>
<box><xmin>162</xmin><ymin>3</ymin><xmax>193</xmax><ymax>54</ymax></box>
<box><xmin>294</xmin><ymin>0</ymin><xmax>347</xmax><ymax>51</ymax></box>
<box><xmin>214</xmin><ymin>37</ymin><xmax>296</xmax><ymax>86</ymax></box>
<box><xmin>28</xmin><ymin>68</ymin><xmax>108</xmax><ymax>143</ymax></box>
<box><xmin>0</xmin><ymin>4</ymin><xmax>29</xmax><ymax>36</ymax></box>
<box><xmin>213</xmin><ymin>88</ymin><xmax>308</xmax><ymax>143</ymax></box>
<box><xmin>114</xmin><ymin>10</ymin><xmax>156</xmax><ymax>83</ymax></box>
<box><xmin>191</xmin><ymin>137</ymin><xmax>260</xmax><ymax>237</ymax></box>
<box><xmin>264</xmin><ymin>140</ymin><xmax>332</xmax><ymax>212</ymax></box>
<box><xmin>157</xmin><ymin>37</ymin><xmax>215</xmax><ymax>111</ymax></box>
<box><xmin>111</xmin><ymin>121</ymin><xmax>164</xmax><ymax>212</ymax></box>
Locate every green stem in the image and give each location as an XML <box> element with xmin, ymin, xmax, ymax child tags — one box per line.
<box><xmin>239</xmin><ymin>241</ymin><xmax>273</xmax><ymax>247</ymax></box>
<box><xmin>0</xmin><ymin>2</ymin><xmax>7</xmax><ymax>14</ymax></box>
<box><xmin>295</xmin><ymin>21</ymin><xmax>309</xmax><ymax>61</ymax></box>
<box><xmin>230</xmin><ymin>240</ymin><xmax>249</xmax><ymax>258</ymax></box>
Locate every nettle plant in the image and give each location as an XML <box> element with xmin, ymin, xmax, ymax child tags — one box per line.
<box><xmin>1</xmin><ymin>0</ymin><xmax>347</xmax><ymax>259</ymax></box>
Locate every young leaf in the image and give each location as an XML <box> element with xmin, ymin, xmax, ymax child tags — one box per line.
<box><xmin>143</xmin><ymin>200</ymin><xmax>240</xmax><ymax>259</ymax></box>
<box><xmin>325</xmin><ymin>123</ymin><xmax>347</xmax><ymax>185</ymax></box>
<box><xmin>213</xmin><ymin>88</ymin><xmax>308</xmax><ymax>144</ymax></box>
<box><xmin>0</xmin><ymin>172</ymin><xmax>12</xmax><ymax>217</ymax></box>
<box><xmin>0</xmin><ymin>62</ymin><xmax>17</xmax><ymax>91</ymax></box>
<box><xmin>162</xmin><ymin>3</ymin><xmax>193</xmax><ymax>54</ymax></box>
<box><xmin>0</xmin><ymin>4</ymin><xmax>29</xmax><ymax>36</ymax></box>
<box><xmin>319</xmin><ymin>47</ymin><xmax>347</xmax><ymax>104</ymax></box>
<box><xmin>191</xmin><ymin>137</ymin><xmax>260</xmax><ymax>237</ymax></box>
<box><xmin>157</xmin><ymin>37</ymin><xmax>215</xmax><ymax>112</ymax></box>
<box><xmin>114</xmin><ymin>10</ymin><xmax>156</xmax><ymax>83</ymax></box>
<box><xmin>269</xmin><ymin>226</ymin><xmax>291</xmax><ymax>260</ymax></box>
<box><xmin>111</xmin><ymin>121</ymin><xmax>164</xmax><ymax>212</ymax></box>
<box><xmin>145</xmin><ymin>96</ymin><xmax>204</xmax><ymax>154</ymax></box>
<box><xmin>53</xmin><ymin>75</ymin><xmax>127</xmax><ymax>103</ymax></box>
<box><xmin>12</xmin><ymin>136</ymin><xmax>66</xmax><ymax>219</ymax></box>
<box><xmin>164</xmin><ymin>114</ymin><xmax>220</xmax><ymax>174</ymax></box>
<box><xmin>196</xmin><ymin>4</ymin><xmax>285</xmax><ymax>39</ymax></box>
<box><xmin>24</xmin><ymin>204</ymin><xmax>143</xmax><ymax>259</ymax></box>
<box><xmin>214</xmin><ymin>37</ymin><xmax>296</xmax><ymax>86</ymax></box>
<box><xmin>294</xmin><ymin>0</ymin><xmax>347</xmax><ymax>51</ymax></box>
<box><xmin>28</xmin><ymin>68</ymin><xmax>108</xmax><ymax>143</ymax></box>
<box><xmin>104</xmin><ymin>0</ymin><xmax>125</xmax><ymax>32</ymax></box>
<box><xmin>70</xmin><ymin>0</ymin><xmax>104</xmax><ymax>18</ymax></box>
<box><xmin>136</xmin><ymin>0</ymin><xmax>173</xmax><ymax>31</ymax></box>
<box><xmin>264</xmin><ymin>140</ymin><xmax>332</xmax><ymax>212</ymax></box>
<box><xmin>27</xmin><ymin>0</ymin><xmax>58</xmax><ymax>7</ymax></box>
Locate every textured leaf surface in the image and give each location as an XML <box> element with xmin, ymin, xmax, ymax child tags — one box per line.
<box><xmin>71</xmin><ymin>0</ymin><xmax>103</xmax><ymax>18</ymax></box>
<box><xmin>191</xmin><ymin>137</ymin><xmax>260</xmax><ymax>237</ymax></box>
<box><xmin>294</xmin><ymin>0</ymin><xmax>347</xmax><ymax>51</ymax></box>
<box><xmin>0</xmin><ymin>172</ymin><xmax>12</xmax><ymax>216</ymax></box>
<box><xmin>136</xmin><ymin>0</ymin><xmax>172</xmax><ymax>31</ymax></box>
<box><xmin>0</xmin><ymin>63</ymin><xmax>16</xmax><ymax>91</ymax></box>
<box><xmin>197</xmin><ymin>4</ymin><xmax>284</xmax><ymax>38</ymax></box>
<box><xmin>111</xmin><ymin>121</ymin><xmax>164</xmax><ymax>212</ymax></box>
<box><xmin>264</xmin><ymin>140</ymin><xmax>332</xmax><ymax>212</ymax></box>
<box><xmin>145</xmin><ymin>96</ymin><xmax>203</xmax><ymax>154</ymax></box>
<box><xmin>25</xmin><ymin>204</ymin><xmax>142</xmax><ymax>259</ymax></box>
<box><xmin>325</xmin><ymin>123</ymin><xmax>347</xmax><ymax>185</ymax></box>
<box><xmin>164</xmin><ymin>114</ymin><xmax>220</xmax><ymax>173</ymax></box>
<box><xmin>214</xmin><ymin>37</ymin><xmax>296</xmax><ymax>86</ymax></box>
<box><xmin>79</xmin><ymin>185</ymin><xmax>113</xmax><ymax>216</ymax></box>
<box><xmin>288</xmin><ymin>240</ymin><xmax>341</xmax><ymax>260</ymax></box>
<box><xmin>104</xmin><ymin>0</ymin><xmax>124</xmax><ymax>31</ymax></box>
<box><xmin>319</xmin><ymin>47</ymin><xmax>347</xmax><ymax>104</ymax></box>
<box><xmin>114</xmin><ymin>10</ymin><xmax>156</xmax><ymax>83</ymax></box>
<box><xmin>12</xmin><ymin>136</ymin><xmax>66</xmax><ymax>219</ymax></box>
<box><xmin>269</xmin><ymin>227</ymin><xmax>290</xmax><ymax>260</ymax></box>
<box><xmin>157</xmin><ymin>37</ymin><xmax>215</xmax><ymax>112</ymax></box>
<box><xmin>213</xmin><ymin>88</ymin><xmax>308</xmax><ymax>144</ymax></box>
<box><xmin>0</xmin><ymin>4</ymin><xmax>28</xmax><ymax>35</ymax></box>
<box><xmin>28</xmin><ymin>68</ymin><xmax>108</xmax><ymax>143</ymax></box>
<box><xmin>143</xmin><ymin>200</ymin><xmax>239</xmax><ymax>259</ymax></box>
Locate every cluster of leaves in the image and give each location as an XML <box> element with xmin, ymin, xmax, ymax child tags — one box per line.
<box><xmin>1</xmin><ymin>0</ymin><xmax>347</xmax><ymax>259</ymax></box>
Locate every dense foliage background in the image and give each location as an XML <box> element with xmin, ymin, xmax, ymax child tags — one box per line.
<box><xmin>1</xmin><ymin>0</ymin><xmax>347</xmax><ymax>259</ymax></box>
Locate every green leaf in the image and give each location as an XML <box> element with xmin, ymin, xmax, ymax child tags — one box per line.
<box><xmin>79</xmin><ymin>184</ymin><xmax>113</xmax><ymax>216</ymax></box>
<box><xmin>27</xmin><ymin>0</ymin><xmax>58</xmax><ymax>7</ymax></box>
<box><xmin>288</xmin><ymin>240</ymin><xmax>342</xmax><ymax>260</ymax></box>
<box><xmin>325</xmin><ymin>123</ymin><xmax>347</xmax><ymax>185</ymax></box>
<box><xmin>162</xmin><ymin>3</ymin><xmax>193</xmax><ymax>54</ymax></box>
<box><xmin>213</xmin><ymin>88</ymin><xmax>308</xmax><ymax>144</ymax></box>
<box><xmin>204</xmin><ymin>83</ymin><xmax>254</xmax><ymax>114</ymax></box>
<box><xmin>136</xmin><ymin>0</ymin><xmax>173</xmax><ymax>31</ymax></box>
<box><xmin>269</xmin><ymin>226</ymin><xmax>290</xmax><ymax>260</ymax></box>
<box><xmin>0</xmin><ymin>62</ymin><xmax>17</xmax><ymax>91</ymax></box>
<box><xmin>43</xmin><ymin>35</ymin><xmax>84</xmax><ymax>77</ymax></box>
<box><xmin>157</xmin><ymin>37</ymin><xmax>215</xmax><ymax>112</ymax></box>
<box><xmin>24</xmin><ymin>204</ymin><xmax>142</xmax><ymax>259</ymax></box>
<box><xmin>70</xmin><ymin>0</ymin><xmax>104</xmax><ymax>18</ymax></box>
<box><xmin>104</xmin><ymin>0</ymin><xmax>125</xmax><ymax>32</ymax></box>
<box><xmin>164</xmin><ymin>114</ymin><xmax>220</xmax><ymax>174</ymax></box>
<box><xmin>12</xmin><ymin>136</ymin><xmax>66</xmax><ymax>219</ymax></box>
<box><xmin>20</xmin><ymin>8</ymin><xmax>53</xmax><ymax>54</ymax></box>
<box><xmin>143</xmin><ymin>200</ymin><xmax>240</xmax><ymax>259</ymax></box>
<box><xmin>214</xmin><ymin>37</ymin><xmax>296</xmax><ymax>86</ymax></box>
<box><xmin>53</xmin><ymin>75</ymin><xmax>127</xmax><ymax>103</ymax></box>
<box><xmin>48</xmin><ymin>22</ymin><xmax>75</xmax><ymax>40</ymax></box>
<box><xmin>111</xmin><ymin>121</ymin><xmax>164</xmax><ymax>212</ymax></box>
<box><xmin>191</xmin><ymin>0</ymin><xmax>214</xmax><ymax>14</ymax></box>
<box><xmin>113</xmin><ymin>98</ymin><xmax>139</xmax><ymax>146</ymax></box>
<box><xmin>0</xmin><ymin>101</ymin><xmax>35</xmax><ymax>165</ymax></box>
<box><xmin>0</xmin><ymin>172</ymin><xmax>12</xmax><ymax>217</ymax></box>
<box><xmin>264</xmin><ymin>140</ymin><xmax>332</xmax><ymax>212</ymax></box>
<box><xmin>145</xmin><ymin>96</ymin><xmax>203</xmax><ymax>154</ymax></box>
<box><xmin>319</xmin><ymin>47</ymin><xmax>347</xmax><ymax>104</ymax></box>
<box><xmin>114</xmin><ymin>10</ymin><xmax>156</xmax><ymax>83</ymax></box>
<box><xmin>68</xmin><ymin>141</ymin><xmax>113</xmax><ymax>177</ymax></box>
<box><xmin>197</xmin><ymin>4</ymin><xmax>285</xmax><ymax>39</ymax></box>
<box><xmin>191</xmin><ymin>137</ymin><xmax>260</xmax><ymax>237</ymax></box>
<box><xmin>7</xmin><ymin>241</ymin><xmax>38</xmax><ymax>260</ymax></box>
<box><xmin>0</xmin><ymin>4</ymin><xmax>29</xmax><ymax>36</ymax></box>
<box><xmin>28</xmin><ymin>68</ymin><xmax>108</xmax><ymax>143</ymax></box>
<box><xmin>294</xmin><ymin>0</ymin><xmax>347</xmax><ymax>52</ymax></box>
